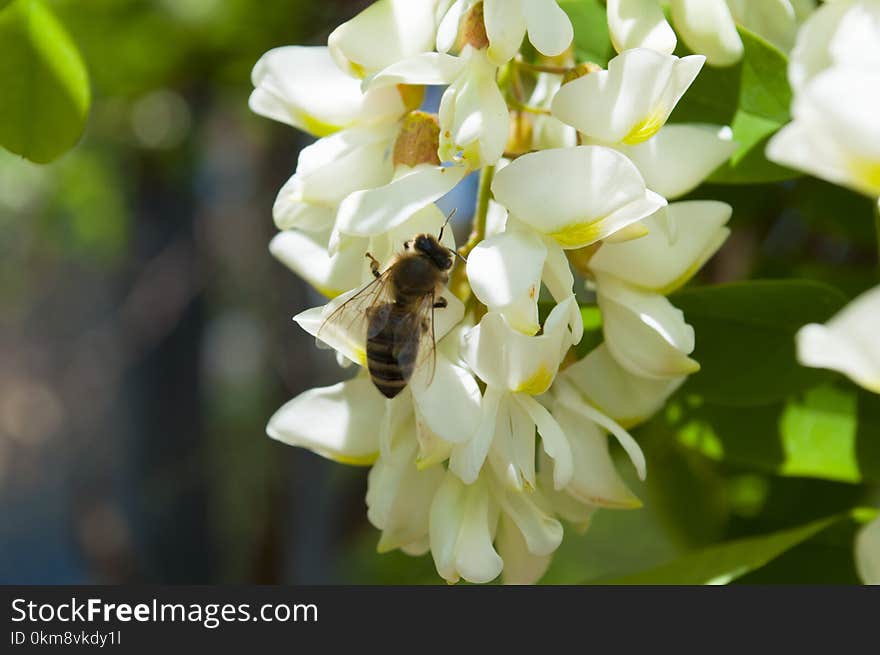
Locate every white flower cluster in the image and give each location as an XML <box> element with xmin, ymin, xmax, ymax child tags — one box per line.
<box><xmin>251</xmin><ymin>0</ymin><xmax>738</xmax><ymax>584</ymax></box>
<box><xmin>606</xmin><ymin>0</ymin><xmax>813</xmax><ymax>67</ymax></box>
<box><xmin>765</xmin><ymin>0</ymin><xmax>880</xmax><ymax>586</ymax></box>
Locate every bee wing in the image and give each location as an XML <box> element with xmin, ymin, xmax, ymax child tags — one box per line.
<box><xmin>316</xmin><ymin>271</ymin><xmax>394</xmax><ymax>363</ymax></box>
<box><xmin>410</xmin><ymin>291</ymin><xmax>439</xmax><ymax>387</ymax></box>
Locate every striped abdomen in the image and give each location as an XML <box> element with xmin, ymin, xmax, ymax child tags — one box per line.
<box><xmin>366</xmin><ymin>302</ymin><xmax>423</xmax><ymax>398</ymax></box>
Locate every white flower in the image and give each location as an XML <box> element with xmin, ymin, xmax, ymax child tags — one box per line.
<box><xmin>271</xmin><ymin>123</ymin><xmax>398</xmax><ymax>232</ymax></box>
<box><xmin>268</xmin><ymin>374</ymin><xmax>385</xmax><ymax>465</ymax></box>
<box><xmin>788</xmin><ymin>0</ymin><xmax>880</xmax><ymax>92</ymax></box>
<box><xmin>610</xmin><ymin>124</ymin><xmax>736</xmax><ymax>200</ymax></box>
<box><xmin>597</xmin><ymin>274</ymin><xmax>700</xmax><ymax>379</ymax></box>
<box><xmin>249</xmin><ymin>46</ymin><xmax>412</xmax><ymax>136</ymax></box>
<box><xmin>796</xmin><ymin>284</ymin><xmax>880</xmax><ymax>394</ymax></box>
<box><xmin>559</xmin><ymin>343</ymin><xmax>685</xmax><ymax>429</ymax></box>
<box><xmin>551</xmin><ymin>49</ymin><xmax>705</xmax><ymax>146</ymax></box>
<box><xmin>590</xmin><ymin>201</ymin><xmax>732</xmax><ymax>379</ymax></box>
<box><xmin>589</xmin><ymin>200</ymin><xmax>733</xmax><ymax>294</ymax></box>
<box><xmin>328</xmin><ymin>0</ymin><xmax>441</xmax><ymax>78</ymax></box>
<box><xmin>449</xmin><ymin>297</ymin><xmax>581</xmax><ymax>489</ymax></box>
<box><xmin>366</xmin><ymin>418</ymin><xmax>445</xmax><ymax>553</ymax></box>
<box><xmin>465</xmin><ymin>226</ymin><xmax>575</xmax><ymax>335</ymax></box>
<box><xmin>608</xmin><ymin>0</ymin><xmax>801</xmax><ymax>67</ymax></box>
<box><xmin>491</xmin><ymin>146</ymin><xmax>667</xmax><ymax>249</ymax></box>
<box><xmin>856</xmin><ymin>515</ymin><xmax>880</xmax><ymax>585</ymax></box>
<box><xmin>480</xmin><ymin>0</ymin><xmax>574</xmax><ymax>64</ymax></box>
<box><xmin>766</xmin><ymin>68</ymin><xmax>880</xmax><ymax>198</ymax></box>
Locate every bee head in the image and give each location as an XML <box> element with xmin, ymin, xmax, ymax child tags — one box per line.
<box><xmin>414</xmin><ymin>233</ymin><xmax>454</xmax><ymax>270</ymax></box>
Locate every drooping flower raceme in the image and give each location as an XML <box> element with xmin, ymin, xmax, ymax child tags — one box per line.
<box><xmin>772</xmin><ymin>1</ymin><xmax>880</xmax><ymax>585</ymax></box>
<box><xmin>252</xmin><ymin>0</ymin><xmax>736</xmax><ymax>583</ymax></box>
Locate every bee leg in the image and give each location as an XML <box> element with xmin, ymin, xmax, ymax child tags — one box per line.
<box><xmin>365</xmin><ymin>252</ymin><xmax>381</xmax><ymax>279</ymax></box>
<box><xmin>433</xmin><ymin>297</ymin><xmax>448</xmax><ymax>309</ymax></box>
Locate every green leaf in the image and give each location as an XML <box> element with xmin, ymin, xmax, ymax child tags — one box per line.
<box><xmin>672</xmin><ymin>384</ymin><xmax>880</xmax><ymax>484</ymax></box>
<box><xmin>671</xmin><ymin>280</ymin><xmax>848</xmax><ymax>406</ymax></box>
<box><xmin>0</xmin><ymin>0</ymin><xmax>13</xmax><ymax>11</ymax></box>
<box><xmin>559</xmin><ymin>0</ymin><xmax>614</xmax><ymax>67</ymax></box>
<box><xmin>0</xmin><ymin>0</ymin><xmax>90</xmax><ymax>163</ymax></box>
<box><xmin>671</xmin><ymin>26</ymin><xmax>797</xmax><ymax>184</ymax></box>
<box><xmin>586</xmin><ymin>515</ymin><xmax>843</xmax><ymax>584</ymax></box>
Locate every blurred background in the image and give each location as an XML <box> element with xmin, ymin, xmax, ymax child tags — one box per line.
<box><xmin>1</xmin><ymin>0</ymin><xmax>877</xmax><ymax>585</ymax></box>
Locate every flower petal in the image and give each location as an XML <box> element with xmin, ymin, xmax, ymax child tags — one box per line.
<box><xmin>560</xmin><ymin>343</ymin><xmax>685</xmax><ymax>428</ymax></box>
<box><xmin>463</xmin><ymin>296</ymin><xmax>578</xmax><ymax>392</ymax></box>
<box><xmin>553</xmin><ymin>382</ymin><xmax>647</xmax><ymax>481</ymax></box>
<box><xmin>726</xmin><ymin>0</ymin><xmax>797</xmax><ymax>54</ymax></box>
<box><xmin>515</xmin><ymin>393</ymin><xmax>573</xmax><ymax>489</ymax></box>
<box><xmin>449</xmin><ymin>385</ymin><xmax>504</xmax><ymax>483</ymax></box>
<box><xmin>796</xmin><ymin>284</ymin><xmax>880</xmax><ymax>394</ymax></box>
<box><xmin>328</xmin><ymin>0</ymin><xmax>439</xmax><ymax>78</ymax></box>
<box><xmin>492</xmin><ymin>146</ymin><xmax>666</xmax><ymax>248</ymax></box>
<box><xmin>488</xmin><ymin>394</ymin><xmax>537</xmax><ymax>491</ymax></box>
<box><xmin>598</xmin><ymin>274</ymin><xmax>700</xmax><ymax>380</ymax></box>
<box><xmin>484</xmin><ymin>0</ymin><xmax>527</xmax><ymax>64</ymax></box>
<box><xmin>439</xmin><ymin>51</ymin><xmax>510</xmax><ymax>167</ymax></box>
<box><xmin>273</xmin><ymin>126</ymin><xmax>396</xmax><ymax>230</ymax></box>
<box><xmin>766</xmin><ymin>69</ymin><xmax>880</xmax><ymax>197</ymax></box>
<box><xmin>615</xmin><ymin>124</ymin><xmax>736</xmax><ymax>199</ymax></box>
<box><xmin>366</xmin><ymin>52</ymin><xmax>465</xmax><ymax>89</ymax></box>
<box><xmin>552</xmin><ymin>403</ymin><xmax>642</xmax><ymax>508</ymax></box>
<box><xmin>522</xmin><ymin>0</ymin><xmax>574</xmax><ymax>57</ymax></box>
<box><xmin>669</xmin><ymin>0</ymin><xmax>743</xmax><ymax>67</ymax></box>
<box><xmin>430</xmin><ymin>473</ymin><xmax>503</xmax><ymax>584</ymax></box>
<box><xmin>590</xmin><ymin>200</ymin><xmax>732</xmax><ymax>294</ymax></box>
<box><xmin>267</xmin><ymin>376</ymin><xmax>384</xmax><ymax>464</ymax></box>
<box><xmin>367</xmin><ymin>431</ymin><xmax>445</xmax><ymax>553</ymax></box>
<box><xmin>855</xmin><ymin>515</ymin><xmax>880</xmax><ymax>585</ymax></box>
<box><xmin>495</xmin><ymin>485</ymin><xmax>563</xmax><ymax>556</ymax></box>
<box><xmin>607</xmin><ymin>0</ymin><xmax>677</xmax><ymax>54</ymax></box>
<box><xmin>497</xmin><ymin>514</ymin><xmax>553</xmax><ymax>584</ymax></box>
<box><xmin>552</xmin><ymin>49</ymin><xmax>704</xmax><ymax>144</ymax></box>
<box><xmin>411</xmin><ymin>353</ymin><xmax>482</xmax><ymax>444</ymax></box>
<box><xmin>467</xmin><ymin>229</ymin><xmax>546</xmax><ymax>334</ymax></box>
<box><xmin>336</xmin><ymin>164</ymin><xmax>468</xmax><ymax>237</ymax></box>
<box><xmin>269</xmin><ymin>229</ymin><xmax>366</xmax><ymax>299</ymax></box>
<box><xmin>249</xmin><ymin>46</ymin><xmax>406</xmax><ymax>135</ymax></box>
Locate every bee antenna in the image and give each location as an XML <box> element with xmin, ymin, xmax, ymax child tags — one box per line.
<box><xmin>438</xmin><ymin>208</ymin><xmax>457</xmax><ymax>241</ymax></box>
<box><xmin>452</xmin><ymin>249</ymin><xmax>467</xmax><ymax>265</ymax></box>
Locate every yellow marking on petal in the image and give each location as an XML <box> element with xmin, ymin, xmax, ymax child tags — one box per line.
<box><xmin>622</xmin><ymin>107</ymin><xmax>667</xmax><ymax>145</ymax></box>
<box><xmin>548</xmin><ymin>220</ymin><xmax>605</xmax><ymax>248</ymax></box>
<box><xmin>354</xmin><ymin>348</ymin><xmax>368</xmax><ymax>367</ymax></box>
<box><xmin>349</xmin><ymin>61</ymin><xmax>368</xmax><ymax>79</ymax></box>
<box><xmin>295</xmin><ymin>111</ymin><xmax>343</xmax><ymax>138</ymax></box>
<box><xmin>325</xmin><ymin>451</ymin><xmax>378</xmax><ymax>466</ymax></box>
<box><xmin>514</xmin><ymin>365</ymin><xmax>555</xmax><ymax>395</ymax></box>
<box><xmin>649</xmin><ymin>258</ymin><xmax>710</xmax><ymax>297</ymax></box>
<box><xmin>847</xmin><ymin>156</ymin><xmax>880</xmax><ymax>195</ymax></box>
<box><xmin>397</xmin><ymin>84</ymin><xmax>426</xmax><ymax>112</ymax></box>
<box><xmin>314</xmin><ymin>284</ymin><xmax>344</xmax><ymax>299</ymax></box>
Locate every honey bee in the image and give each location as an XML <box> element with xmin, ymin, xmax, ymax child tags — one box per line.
<box><xmin>319</xmin><ymin>219</ymin><xmax>460</xmax><ymax>398</ymax></box>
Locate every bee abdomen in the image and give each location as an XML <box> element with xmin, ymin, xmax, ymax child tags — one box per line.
<box><xmin>366</xmin><ymin>306</ymin><xmax>420</xmax><ymax>399</ymax></box>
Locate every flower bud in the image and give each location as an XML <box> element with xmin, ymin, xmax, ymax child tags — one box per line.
<box><xmin>393</xmin><ymin>111</ymin><xmax>441</xmax><ymax>167</ymax></box>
